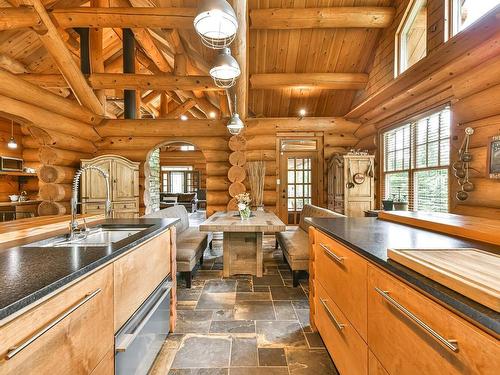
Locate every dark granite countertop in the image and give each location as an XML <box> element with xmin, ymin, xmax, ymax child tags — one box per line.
<box><xmin>305</xmin><ymin>217</ymin><xmax>500</xmax><ymax>336</ymax></box>
<box><xmin>0</xmin><ymin>218</ymin><xmax>178</xmax><ymax>322</ymax></box>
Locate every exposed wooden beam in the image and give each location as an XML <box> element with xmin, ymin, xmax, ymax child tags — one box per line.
<box><xmin>0</xmin><ymin>6</ymin><xmax>44</xmax><ymax>31</ymax></box>
<box><xmin>90</xmin><ymin>0</ymin><xmax>107</xmax><ymax>109</ymax></box>
<box><xmin>51</xmin><ymin>7</ymin><xmax>196</xmax><ymax>29</ymax></box>
<box><xmin>164</xmin><ymin>99</ymin><xmax>196</xmax><ymax>119</ymax></box>
<box><xmin>15</xmin><ymin>74</ymin><xmax>69</xmax><ymax>87</ymax></box>
<box><xmin>250</xmin><ymin>7</ymin><xmax>395</xmax><ymax>29</ymax></box>
<box><xmin>88</xmin><ymin>73</ymin><xmax>218</xmax><ymax>91</ymax></box>
<box><xmin>231</xmin><ymin>0</ymin><xmax>248</xmax><ymax>119</ymax></box>
<box><xmin>0</xmin><ymin>53</ymin><xmax>28</xmax><ymax>74</ymax></box>
<box><xmin>250</xmin><ymin>73</ymin><xmax>368</xmax><ymax>90</ymax></box>
<box><xmin>25</xmin><ymin>0</ymin><xmax>104</xmax><ymax>116</ymax></box>
<box><xmin>0</xmin><ymin>69</ymin><xmax>100</xmax><ymax>125</ymax></box>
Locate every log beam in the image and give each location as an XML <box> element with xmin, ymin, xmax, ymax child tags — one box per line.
<box><xmin>164</xmin><ymin>99</ymin><xmax>197</xmax><ymax>119</ymax></box>
<box><xmin>0</xmin><ymin>7</ymin><xmax>43</xmax><ymax>31</ymax></box>
<box><xmin>51</xmin><ymin>7</ymin><xmax>195</xmax><ymax>29</ymax></box>
<box><xmin>250</xmin><ymin>73</ymin><xmax>368</xmax><ymax>90</ymax></box>
<box><xmin>25</xmin><ymin>0</ymin><xmax>104</xmax><ymax>116</ymax></box>
<box><xmin>88</xmin><ymin>73</ymin><xmax>218</xmax><ymax>91</ymax></box>
<box><xmin>250</xmin><ymin>7</ymin><xmax>395</xmax><ymax>29</ymax></box>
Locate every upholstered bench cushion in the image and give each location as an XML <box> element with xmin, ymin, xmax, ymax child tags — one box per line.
<box><xmin>177</xmin><ymin>227</ymin><xmax>209</xmax><ymax>262</ymax></box>
<box><xmin>142</xmin><ymin>205</ymin><xmax>189</xmax><ymax>234</ymax></box>
<box><xmin>277</xmin><ymin>227</ymin><xmax>309</xmax><ymax>261</ymax></box>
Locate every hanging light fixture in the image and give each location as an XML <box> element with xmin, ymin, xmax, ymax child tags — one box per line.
<box><xmin>194</xmin><ymin>0</ymin><xmax>238</xmax><ymax>49</ymax></box>
<box><xmin>227</xmin><ymin>113</ymin><xmax>244</xmax><ymax>135</ymax></box>
<box><xmin>209</xmin><ymin>48</ymin><xmax>241</xmax><ymax>88</ymax></box>
<box><xmin>7</xmin><ymin>120</ymin><xmax>17</xmax><ymax>149</ymax></box>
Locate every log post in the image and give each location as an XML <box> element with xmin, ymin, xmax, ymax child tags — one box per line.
<box><xmin>231</xmin><ymin>0</ymin><xmax>248</xmax><ymax>119</ymax></box>
<box><xmin>123</xmin><ymin>28</ymin><xmax>136</xmax><ymax>119</ymax></box>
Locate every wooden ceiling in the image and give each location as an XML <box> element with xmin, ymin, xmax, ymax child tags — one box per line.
<box><xmin>0</xmin><ymin>0</ymin><xmax>396</xmax><ymax>119</ymax></box>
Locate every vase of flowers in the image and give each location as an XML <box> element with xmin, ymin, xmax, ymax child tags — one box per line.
<box><xmin>235</xmin><ymin>192</ymin><xmax>251</xmax><ymax>220</ymax></box>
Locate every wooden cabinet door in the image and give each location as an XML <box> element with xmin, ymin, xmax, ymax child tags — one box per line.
<box><xmin>82</xmin><ymin>159</ymin><xmax>112</xmax><ymax>201</ymax></box>
<box><xmin>112</xmin><ymin>159</ymin><xmax>139</xmax><ymax>201</ymax></box>
<box><xmin>0</xmin><ymin>265</ymin><xmax>113</xmax><ymax>375</ymax></box>
<box><xmin>114</xmin><ymin>231</ymin><xmax>171</xmax><ymax>331</ymax></box>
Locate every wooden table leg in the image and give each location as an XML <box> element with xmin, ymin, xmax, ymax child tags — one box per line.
<box><xmin>256</xmin><ymin>232</ymin><xmax>263</xmax><ymax>277</ymax></box>
<box><xmin>223</xmin><ymin>232</ymin><xmax>231</xmax><ymax>278</ymax></box>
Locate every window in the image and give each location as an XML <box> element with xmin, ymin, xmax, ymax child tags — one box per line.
<box><xmin>161</xmin><ymin>166</ymin><xmax>199</xmax><ymax>193</ymax></box>
<box><xmin>396</xmin><ymin>0</ymin><xmax>427</xmax><ymax>75</ymax></box>
<box><xmin>451</xmin><ymin>0</ymin><xmax>499</xmax><ymax>35</ymax></box>
<box><xmin>382</xmin><ymin>107</ymin><xmax>451</xmax><ymax>212</ymax></box>
<box><xmin>180</xmin><ymin>145</ymin><xmax>195</xmax><ymax>151</ymax></box>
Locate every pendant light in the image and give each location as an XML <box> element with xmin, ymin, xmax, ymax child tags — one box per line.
<box><xmin>7</xmin><ymin>120</ymin><xmax>17</xmax><ymax>149</ymax></box>
<box><xmin>227</xmin><ymin>113</ymin><xmax>244</xmax><ymax>135</ymax></box>
<box><xmin>209</xmin><ymin>48</ymin><xmax>241</xmax><ymax>88</ymax></box>
<box><xmin>226</xmin><ymin>95</ymin><xmax>244</xmax><ymax>135</ymax></box>
<box><xmin>194</xmin><ymin>0</ymin><xmax>238</xmax><ymax>49</ymax></box>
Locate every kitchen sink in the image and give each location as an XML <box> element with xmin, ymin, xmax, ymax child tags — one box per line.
<box><xmin>23</xmin><ymin>227</ymin><xmax>149</xmax><ymax>247</ymax></box>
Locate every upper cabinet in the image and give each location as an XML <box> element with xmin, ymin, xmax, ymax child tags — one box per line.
<box><xmin>81</xmin><ymin>155</ymin><xmax>140</xmax><ymax>218</ymax></box>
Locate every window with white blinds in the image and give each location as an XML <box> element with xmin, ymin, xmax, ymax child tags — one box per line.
<box><xmin>382</xmin><ymin>107</ymin><xmax>451</xmax><ymax>212</ymax></box>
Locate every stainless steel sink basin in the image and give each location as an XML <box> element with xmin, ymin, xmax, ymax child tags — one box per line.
<box><xmin>23</xmin><ymin>227</ymin><xmax>149</xmax><ymax>247</ymax></box>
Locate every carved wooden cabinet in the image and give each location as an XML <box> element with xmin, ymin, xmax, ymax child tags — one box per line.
<box><xmin>81</xmin><ymin>155</ymin><xmax>140</xmax><ymax>218</ymax></box>
<box><xmin>327</xmin><ymin>154</ymin><xmax>375</xmax><ymax>217</ymax></box>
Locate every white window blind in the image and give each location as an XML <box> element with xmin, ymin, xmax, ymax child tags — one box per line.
<box><xmin>382</xmin><ymin>107</ymin><xmax>450</xmax><ymax>212</ymax></box>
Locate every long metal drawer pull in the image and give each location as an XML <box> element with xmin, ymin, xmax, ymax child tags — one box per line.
<box><xmin>320</xmin><ymin>298</ymin><xmax>345</xmax><ymax>331</ymax></box>
<box><xmin>374</xmin><ymin>288</ymin><xmax>459</xmax><ymax>353</ymax></box>
<box><xmin>319</xmin><ymin>243</ymin><xmax>344</xmax><ymax>263</ymax></box>
<box><xmin>6</xmin><ymin>288</ymin><xmax>102</xmax><ymax>360</ymax></box>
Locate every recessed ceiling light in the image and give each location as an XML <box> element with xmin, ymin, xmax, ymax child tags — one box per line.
<box><xmin>299</xmin><ymin>109</ymin><xmax>306</xmax><ymax>117</ymax></box>
<box><xmin>209</xmin><ymin>111</ymin><xmax>217</xmax><ymax>118</ymax></box>
<box><xmin>180</xmin><ymin>114</ymin><xmax>188</xmax><ymax>121</ymax></box>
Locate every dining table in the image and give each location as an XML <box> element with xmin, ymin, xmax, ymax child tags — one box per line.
<box><xmin>199</xmin><ymin>210</ymin><xmax>286</xmax><ymax>277</ymax></box>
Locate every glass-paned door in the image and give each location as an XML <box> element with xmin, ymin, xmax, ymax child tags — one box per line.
<box><xmin>281</xmin><ymin>153</ymin><xmax>315</xmax><ymax>224</ymax></box>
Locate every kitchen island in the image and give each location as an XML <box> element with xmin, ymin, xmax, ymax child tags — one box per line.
<box><xmin>306</xmin><ymin>216</ymin><xmax>500</xmax><ymax>375</ymax></box>
<box><xmin>0</xmin><ymin>215</ymin><xmax>179</xmax><ymax>374</ymax></box>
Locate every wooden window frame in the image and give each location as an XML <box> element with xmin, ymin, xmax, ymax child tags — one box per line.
<box><xmin>395</xmin><ymin>0</ymin><xmax>428</xmax><ymax>77</ymax></box>
<box><xmin>448</xmin><ymin>0</ymin><xmax>500</xmax><ymax>38</ymax></box>
<box><xmin>380</xmin><ymin>106</ymin><xmax>451</xmax><ymax>211</ymax></box>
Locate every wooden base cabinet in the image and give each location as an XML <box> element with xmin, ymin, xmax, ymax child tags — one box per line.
<box><xmin>0</xmin><ymin>265</ymin><xmax>114</xmax><ymax>375</ymax></box>
<box><xmin>368</xmin><ymin>265</ymin><xmax>500</xmax><ymax>375</ymax></box>
<box><xmin>309</xmin><ymin>228</ymin><xmax>500</xmax><ymax>375</ymax></box>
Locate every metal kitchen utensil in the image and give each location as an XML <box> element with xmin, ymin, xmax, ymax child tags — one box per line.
<box><xmin>366</xmin><ymin>158</ymin><xmax>374</xmax><ymax>178</ymax></box>
<box><xmin>346</xmin><ymin>159</ymin><xmax>355</xmax><ymax>189</ymax></box>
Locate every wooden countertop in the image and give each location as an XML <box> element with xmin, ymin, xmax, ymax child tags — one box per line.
<box><xmin>0</xmin><ymin>214</ymin><xmax>105</xmax><ymax>249</ymax></box>
<box><xmin>378</xmin><ymin>211</ymin><xmax>500</xmax><ymax>246</ymax></box>
<box><xmin>0</xmin><ymin>200</ymin><xmax>41</xmax><ymax>207</ymax></box>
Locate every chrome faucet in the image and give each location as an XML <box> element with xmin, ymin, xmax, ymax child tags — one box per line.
<box><xmin>70</xmin><ymin>166</ymin><xmax>112</xmax><ymax>239</ymax></box>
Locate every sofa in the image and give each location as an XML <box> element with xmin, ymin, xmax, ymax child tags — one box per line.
<box><xmin>276</xmin><ymin>204</ymin><xmax>345</xmax><ymax>287</ymax></box>
<box><xmin>142</xmin><ymin>205</ymin><xmax>210</xmax><ymax>288</ymax></box>
<box><xmin>160</xmin><ymin>192</ymin><xmax>198</xmax><ymax>212</ymax></box>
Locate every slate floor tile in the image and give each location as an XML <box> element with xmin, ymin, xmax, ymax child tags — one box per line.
<box><xmin>286</xmin><ymin>349</ymin><xmax>338</xmax><ymax>375</ymax></box>
<box><xmin>212</xmin><ymin>309</ymin><xmax>235</xmax><ymax>321</ymax></box>
<box><xmin>234</xmin><ymin>301</ymin><xmax>276</xmax><ymax>320</ymax></box>
<box><xmin>236</xmin><ymin>292</ymin><xmax>271</xmax><ymax>301</ymax></box>
<box><xmin>252</xmin><ymin>286</ymin><xmax>270</xmax><ymax>292</ymax></box>
<box><xmin>252</xmin><ymin>275</ymin><xmax>284</xmax><ymax>286</ymax></box>
<box><xmin>175</xmin><ymin>310</ymin><xmax>213</xmax><ymax>334</ymax></box>
<box><xmin>273</xmin><ymin>301</ymin><xmax>298</xmax><ymax>320</ymax></box>
<box><xmin>210</xmin><ymin>320</ymin><xmax>255</xmax><ymax>334</ymax></box>
<box><xmin>270</xmin><ymin>286</ymin><xmax>308</xmax><ymax>301</ymax></box>
<box><xmin>168</xmin><ymin>369</ymin><xmax>228</xmax><ymax>375</ymax></box>
<box><xmin>228</xmin><ymin>367</ymin><xmax>288</xmax><ymax>375</ymax></box>
<box><xmin>256</xmin><ymin>321</ymin><xmax>307</xmax><ymax>348</ymax></box>
<box><xmin>171</xmin><ymin>335</ymin><xmax>231</xmax><ymax>369</ymax></box>
<box><xmin>204</xmin><ymin>279</ymin><xmax>237</xmax><ymax>293</ymax></box>
<box><xmin>236</xmin><ymin>280</ymin><xmax>253</xmax><ymax>292</ymax></box>
<box><xmin>304</xmin><ymin>332</ymin><xmax>325</xmax><ymax>348</ymax></box>
<box><xmin>295</xmin><ymin>309</ymin><xmax>311</xmax><ymax>332</ymax></box>
<box><xmin>196</xmin><ymin>293</ymin><xmax>236</xmax><ymax>310</ymax></box>
<box><xmin>258</xmin><ymin>348</ymin><xmax>287</xmax><ymax>367</ymax></box>
<box><xmin>230</xmin><ymin>337</ymin><xmax>258</xmax><ymax>367</ymax></box>
<box><xmin>177</xmin><ymin>289</ymin><xmax>202</xmax><ymax>302</ymax></box>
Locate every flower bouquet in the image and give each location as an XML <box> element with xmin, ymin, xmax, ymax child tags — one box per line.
<box><xmin>235</xmin><ymin>192</ymin><xmax>251</xmax><ymax>220</ymax></box>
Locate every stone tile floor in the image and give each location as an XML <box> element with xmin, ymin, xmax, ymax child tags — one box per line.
<box><xmin>149</xmin><ymin>233</ymin><xmax>339</xmax><ymax>375</ymax></box>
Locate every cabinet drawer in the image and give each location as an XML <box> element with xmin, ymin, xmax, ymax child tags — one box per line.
<box><xmin>114</xmin><ymin>231</ymin><xmax>171</xmax><ymax>331</ymax></box>
<box><xmin>0</xmin><ymin>265</ymin><xmax>114</xmax><ymax>374</ymax></box>
<box><xmin>368</xmin><ymin>265</ymin><xmax>500</xmax><ymax>375</ymax></box>
<box><xmin>113</xmin><ymin>200</ymin><xmax>138</xmax><ymax>211</ymax></box>
<box><xmin>90</xmin><ymin>348</ymin><xmax>114</xmax><ymax>375</ymax></box>
<box><xmin>315</xmin><ymin>281</ymin><xmax>368</xmax><ymax>375</ymax></box>
<box><xmin>314</xmin><ymin>230</ymin><xmax>368</xmax><ymax>340</ymax></box>
<box><xmin>369</xmin><ymin>350</ymin><xmax>389</xmax><ymax>375</ymax></box>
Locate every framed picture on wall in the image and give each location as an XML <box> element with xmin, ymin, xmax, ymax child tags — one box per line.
<box><xmin>488</xmin><ymin>135</ymin><xmax>500</xmax><ymax>179</ymax></box>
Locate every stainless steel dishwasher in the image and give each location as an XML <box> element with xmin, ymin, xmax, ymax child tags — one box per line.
<box><xmin>115</xmin><ymin>277</ymin><xmax>172</xmax><ymax>375</ymax></box>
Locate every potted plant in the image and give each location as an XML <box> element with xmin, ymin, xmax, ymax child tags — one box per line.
<box><xmin>235</xmin><ymin>192</ymin><xmax>252</xmax><ymax>219</ymax></box>
<box><xmin>392</xmin><ymin>188</ymin><xmax>408</xmax><ymax>211</ymax></box>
